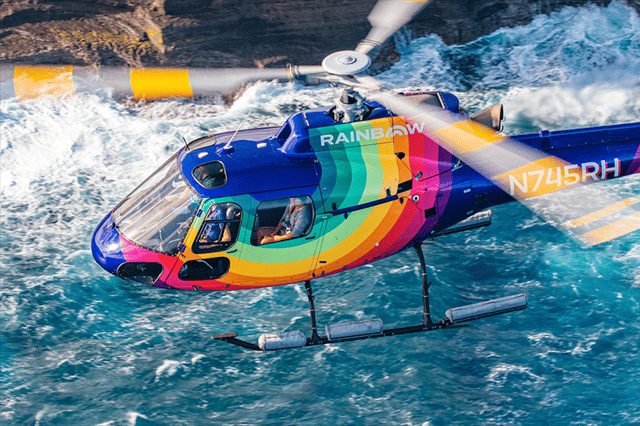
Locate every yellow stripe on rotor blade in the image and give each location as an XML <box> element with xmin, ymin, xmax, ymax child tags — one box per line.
<box><xmin>433</xmin><ymin>119</ymin><xmax>506</xmax><ymax>154</ymax></box>
<box><xmin>578</xmin><ymin>212</ymin><xmax>640</xmax><ymax>246</ymax></box>
<box><xmin>129</xmin><ymin>69</ymin><xmax>193</xmax><ymax>100</ymax></box>
<box><xmin>564</xmin><ymin>197</ymin><xmax>640</xmax><ymax>229</ymax></box>
<box><xmin>14</xmin><ymin>66</ymin><xmax>75</xmax><ymax>99</ymax></box>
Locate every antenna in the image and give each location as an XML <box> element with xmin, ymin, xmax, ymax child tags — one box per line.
<box><xmin>222</xmin><ymin>108</ymin><xmax>254</xmax><ymax>152</ymax></box>
<box><xmin>181</xmin><ymin>134</ymin><xmax>197</xmax><ymax>162</ymax></box>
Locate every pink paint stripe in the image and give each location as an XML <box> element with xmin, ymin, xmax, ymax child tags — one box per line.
<box><xmin>628</xmin><ymin>145</ymin><xmax>640</xmax><ymax>175</ymax></box>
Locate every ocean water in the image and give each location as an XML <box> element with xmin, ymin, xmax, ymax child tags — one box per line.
<box><xmin>1</xmin><ymin>2</ymin><xmax>640</xmax><ymax>425</ymax></box>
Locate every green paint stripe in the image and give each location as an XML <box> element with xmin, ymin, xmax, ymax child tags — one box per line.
<box><xmin>356</xmin><ymin>143</ymin><xmax>384</xmax><ymax>205</ymax></box>
<box><xmin>342</xmin><ymin>139</ymin><xmax>368</xmax><ymax>206</ymax></box>
<box><xmin>318</xmin><ymin>146</ymin><xmax>352</xmax><ymax>211</ymax></box>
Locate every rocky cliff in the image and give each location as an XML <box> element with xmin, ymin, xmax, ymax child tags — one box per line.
<box><xmin>1</xmin><ymin>0</ymin><xmax>638</xmax><ymax>70</ymax></box>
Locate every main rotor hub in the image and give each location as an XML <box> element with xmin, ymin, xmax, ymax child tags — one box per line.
<box><xmin>322</xmin><ymin>50</ymin><xmax>371</xmax><ymax>76</ymax></box>
<box><xmin>338</xmin><ymin>55</ymin><xmax>357</xmax><ymax>65</ymax></box>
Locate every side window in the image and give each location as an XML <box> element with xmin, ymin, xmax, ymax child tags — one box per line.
<box><xmin>192</xmin><ymin>203</ymin><xmax>242</xmax><ymax>254</ymax></box>
<box><xmin>193</xmin><ymin>161</ymin><xmax>227</xmax><ymax>189</ymax></box>
<box><xmin>251</xmin><ymin>196</ymin><xmax>314</xmax><ymax>246</ymax></box>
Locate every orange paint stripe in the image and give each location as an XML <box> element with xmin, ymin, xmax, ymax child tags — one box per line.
<box><xmin>579</xmin><ymin>212</ymin><xmax>640</xmax><ymax>246</ymax></box>
<box><xmin>565</xmin><ymin>197</ymin><xmax>640</xmax><ymax>229</ymax></box>
<box><xmin>14</xmin><ymin>66</ymin><xmax>74</xmax><ymax>99</ymax></box>
<box><xmin>129</xmin><ymin>69</ymin><xmax>193</xmax><ymax>100</ymax></box>
<box><xmin>378</xmin><ymin>142</ymin><xmax>400</xmax><ymax>195</ymax></box>
<box><xmin>433</xmin><ymin>119</ymin><xmax>506</xmax><ymax>154</ymax></box>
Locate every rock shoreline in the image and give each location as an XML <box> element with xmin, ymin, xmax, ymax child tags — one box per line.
<box><xmin>1</xmin><ymin>0</ymin><xmax>638</xmax><ymax>70</ymax></box>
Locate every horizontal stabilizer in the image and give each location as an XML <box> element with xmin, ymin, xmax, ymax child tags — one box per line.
<box><xmin>470</xmin><ymin>104</ymin><xmax>504</xmax><ymax>132</ymax></box>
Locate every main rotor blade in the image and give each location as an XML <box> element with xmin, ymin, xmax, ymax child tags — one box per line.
<box><xmin>356</xmin><ymin>0</ymin><xmax>430</xmax><ymax>56</ymax></box>
<box><xmin>371</xmin><ymin>91</ymin><xmax>640</xmax><ymax>246</ymax></box>
<box><xmin>1</xmin><ymin>65</ymin><xmax>327</xmax><ymax>100</ymax></box>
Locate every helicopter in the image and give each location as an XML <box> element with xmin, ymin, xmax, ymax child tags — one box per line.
<box><xmin>4</xmin><ymin>0</ymin><xmax>639</xmax><ymax>351</ymax></box>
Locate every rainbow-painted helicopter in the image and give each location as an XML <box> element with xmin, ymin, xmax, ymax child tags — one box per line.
<box><xmin>5</xmin><ymin>0</ymin><xmax>638</xmax><ymax>351</ymax></box>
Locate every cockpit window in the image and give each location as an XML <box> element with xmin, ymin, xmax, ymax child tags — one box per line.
<box><xmin>193</xmin><ymin>161</ymin><xmax>227</xmax><ymax>189</ymax></box>
<box><xmin>192</xmin><ymin>203</ymin><xmax>242</xmax><ymax>254</ymax></box>
<box><xmin>113</xmin><ymin>156</ymin><xmax>200</xmax><ymax>256</ymax></box>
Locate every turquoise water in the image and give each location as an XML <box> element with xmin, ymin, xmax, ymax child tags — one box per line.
<box><xmin>1</xmin><ymin>2</ymin><xmax>640</xmax><ymax>424</ymax></box>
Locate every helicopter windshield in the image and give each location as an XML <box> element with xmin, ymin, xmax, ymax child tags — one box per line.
<box><xmin>112</xmin><ymin>155</ymin><xmax>200</xmax><ymax>255</ymax></box>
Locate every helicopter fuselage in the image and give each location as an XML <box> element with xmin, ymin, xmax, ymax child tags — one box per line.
<box><xmin>91</xmin><ymin>95</ymin><xmax>640</xmax><ymax>291</ymax></box>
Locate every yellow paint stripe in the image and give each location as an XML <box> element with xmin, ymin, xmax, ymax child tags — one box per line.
<box><xmin>14</xmin><ymin>66</ymin><xmax>74</xmax><ymax>99</ymax></box>
<box><xmin>376</xmin><ymin>141</ymin><xmax>399</xmax><ymax>196</ymax></box>
<box><xmin>129</xmin><ymin>69</ymin><xmax>193</xmax><ymax>100</ymax></box>
<box><xmin>433</xmin><ymin>119</ymin><xmax>506</xmax><ymax>154</ymax></box>
<box><xmin>565</xmin><ymin>197</ymin><xmax>640</xmax><ymax>229</ymax></box>
<box><xmin>579</xmin><ymin>212</ymin><xmax>640</xmax><ymax>246</ymax></box>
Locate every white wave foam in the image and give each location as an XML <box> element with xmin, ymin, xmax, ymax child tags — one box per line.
<box><xmin>502</xmin><ymin>84</ymin><xmax>640</xmax><ymax>133</ymax></box>
<box><xmin>191</xmin><ymin>354</ymin><xmax>205</xmax><ymax>365</ymax></box>
<box><xmin>127</xmin><ymin>412</ymin><xmax>149</xmax><ymax>426</ymax></box>
<box><xmin>154</xmin><ymin>360</ymin><xmax>183</xmax><ymax>382</ymax></box>
<box><xmin>487</xmin><ymin>363</ymin><xmax>545</xmax><ymax>386</ymax></box>
<box><xmin>380</xmin><ymin>0</ymin><xmax>640</xmax><ymax>135</ymax></box>
<box><xmin>34</xmin><ymin>407</ymin><xmax>48</xmax><ymax>426</ymax></box>
<box><xmin>0</xmin><ymin>94</ymin><xmax>174</xmax><ymax>202</ymax></box>
<box><xmin>614</xmin><ymin>243</ymin><xmax>640</xmax><ymax>287</ymax></box>
<box><xmin>385</xmin><ymin>1</ymin><xmax>640</xmax><ymax>91</ymax></box>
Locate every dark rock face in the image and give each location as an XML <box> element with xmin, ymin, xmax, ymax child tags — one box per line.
<box><xmin>1</xmin><ymin>0</ymin><xmax>638</xmax><ymax>69</ymax></box>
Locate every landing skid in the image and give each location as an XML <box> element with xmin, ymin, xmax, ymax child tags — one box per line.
<box><xmin>212</xmin><ymin>243</ymin><xmax>527</xmax><ymax>351</ymax></box>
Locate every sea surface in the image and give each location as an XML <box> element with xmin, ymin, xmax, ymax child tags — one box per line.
<box><xmin>2</xmin><ymin>2</ymin><xmax>640</xmax><ymax>425</ymax></box>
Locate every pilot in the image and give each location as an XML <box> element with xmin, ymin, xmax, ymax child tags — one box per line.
<box><xmin>260</xmin><ymin>197</ymin><xmax>311</xmax><ymax>245</ymax></box>
<box><xmin>193</xmin><ymin>163</ymin><xmax>224</xmax><ymax>188</ymax></box>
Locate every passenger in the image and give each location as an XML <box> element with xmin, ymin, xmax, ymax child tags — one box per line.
<box><xmin>199</xmin><ymin>205</ymin><xmax>226</xmax><ymax>243</ymax></box>
<box><xmin>260</xmin><ymin>197</ymin><xmax>311</xmax><ymax>245</ymax></box>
